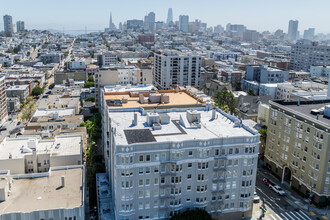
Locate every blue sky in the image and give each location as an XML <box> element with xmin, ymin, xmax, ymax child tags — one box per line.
<box><xmin>1</xmin><ymin>0</ymin><xmax>330</xmax><ymax>33</ymax></box>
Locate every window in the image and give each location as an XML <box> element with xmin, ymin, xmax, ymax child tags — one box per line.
<box><xmin>155</xmin><ymin>154</ymin><xmax>159</xmax><ymax>161</ymax></box>
<box><xmin>187</xmin><ymin>186</ymin><xmax>191</xmax><ymax>191</ymax></box>
<box><xmin>139</xmin><ymin>168</ymin><xmax>143</xmax><ymax>174</ymax></box>
<box><xmin>139</xmin><ymin>179</ymin><xmax>143</xmax><ymax>186</ymax></box>
<box><xmin>146</xmin><ymin>155</ymin><xmax>150</xmax><ymax>161</ymax></box>
<box><xmin>188</xmin><ymin>163</ymin><xmax>192</xmax><ymax>168</ymax></box>
<box><xmin>139</xmin><ymin>155</ymin><xmax>144</xmax><ymax>162</ymax></box>
<box><xmin>189</xmin><ymin>151</ymin><xmax>193</xmax><ymax>156</ymax></box>
<box><xmin>187</xmin><ymin>174</ymin><xmax>192</xmax><ymax>179</ymax></box>
<box><xmin>154</xmin><ymin>178</ymin><xmax>159</xmax><ymax>185</ymax></box>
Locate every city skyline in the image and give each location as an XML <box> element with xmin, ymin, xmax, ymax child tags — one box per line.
<box><xmin>1</xmin><ymin>0</ymin><xmax>330</xmax><ymax>34</ymax></box>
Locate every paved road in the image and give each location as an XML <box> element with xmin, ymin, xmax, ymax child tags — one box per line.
<box><xmin>255</xmin><ymin>171</ymin><xmax>320</xmax><ymax>220</ymax></box>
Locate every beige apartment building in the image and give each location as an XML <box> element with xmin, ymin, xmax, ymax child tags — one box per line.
<box><xmin>264</xmin><ymin>100</ymin><xmax>330</xmax><ymax>205</ymax></box>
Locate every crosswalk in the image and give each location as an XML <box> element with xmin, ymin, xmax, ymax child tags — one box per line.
<box><xmin>267</xmin><ymin>210</ymin><xmax>312</xmax><ymax>220</ymax></box>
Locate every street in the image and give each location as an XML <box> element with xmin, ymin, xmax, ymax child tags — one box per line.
<box><xmin>254</xmin><ymin>170</ymin><xmax>325</xmax><ymax>220</ymax></box>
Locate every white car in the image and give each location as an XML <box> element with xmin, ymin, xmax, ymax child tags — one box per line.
<box><xmin>271</xmin><ymin>185</ymin><xmax>286</xmax><ymax>196</ymax></box>
<box><xmin>253</xmin><ymin>191</ymin><xmax>260</xmax><ymax>203</ymax></box>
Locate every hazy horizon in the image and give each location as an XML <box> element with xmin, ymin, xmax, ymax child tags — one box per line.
<box><xmin>1</xmin><ymin>0</ymin><xmax>330</xmax><ymax>34</ymax></box>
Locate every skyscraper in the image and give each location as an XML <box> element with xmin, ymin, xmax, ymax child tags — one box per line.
<box><xmin>303</xmin><ymin>28</ymin><xmax>315</xmax><ymax>40</ymax></box>
<box><xmin>179</xmin><ymin>15</ymin><xmax>189</xmax><ymax>33</ymax></box>
<box><xmin>3</xmin><ymin>15</ymin><xmax>13</xmax><ymax>37</ymax></box>
<box><xmin>288</xmin><ymin>20</ymin><xmax>299</xmax><ymax>41</ymax></box>
<box><xmin>109</xmin><ymin>12</ymin><xmax>116</xmax><ymax>31</ymax></box>
<box><xmin>166</xmin><ymin>8</ymin><xmax>173</xmax><ymax>25</ymax></box>
<box><xmin>16</xmin><ymin>21</ymin><xmax>25</xmax><ymax>32</ymax></box>
<box><xmin>148</xmin><ymin>12</ymin><xmax>155</xmax><ymax>31</ymax></box>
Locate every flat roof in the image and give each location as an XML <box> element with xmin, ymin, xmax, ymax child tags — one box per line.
<box><xmin>0</xmin><ymin>135</ymin><xmax>82</xmax><ymax>160</ymax></box>
<box><xmin>104</xmin><ymin>90</ymin><xmax>204</xmax><ymax>109</ymax></box>
<box><xmin>109</xmin><ymin>108</ymin><xmax>255</xmax><ymax>146</ymax></box>
<box><xmin>34</xmin><ymin>108</ymin><xmax>75</xmax><ymax>117</ymax></box>
<box><xmin>272</xmin><ymin>100</ymin><xmax>330</xmax><ymax>126</ymax></box>
<box><xmin>0</xmin><ymin>167</ymin><xmax>83</xmax><ymax>214</ymax></box>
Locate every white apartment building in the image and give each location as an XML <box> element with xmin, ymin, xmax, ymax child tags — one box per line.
<box><xmin>98</xmin><ymin>53</ymin><xmax>118</xmax><ymax>66</ymax></box>
<box><xmin>67</xmin><ymin>60</ymin><xmax>86</xmax><ymax>70</ymax></box>
<box><xmin>0</xmin><ymin>165</ymin><xmax>86</xmax><ymax>220</ymax></box>
<box><xmin>0</xmin><ymin>134</ymin><xmax>83</xmax><ymax>174</ymax></box>
<box><xmin>101</xmin><ymin>94</ymin><xmax>259</xmax><ymax>219</ymax></box>
<box><xmin>154</xmin><ymin>50</ymin><xmax>201</xmax><ymax>90</ymax></box>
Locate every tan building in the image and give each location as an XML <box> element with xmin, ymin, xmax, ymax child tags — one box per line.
<box><xmin>264</xmin><ymin>100</ymin><xmax>330</xmax><ymax>205</ymax></box>
<box><xmin>0</xmin><ymin>165</ymin><xmax>86</xmax><ymax>220</ymax></box>
<box><xmin>0</xmin><ymin>134</ymin><xmax>83</xmax><ymax>174</ymax></box>
<box><xmin>37</xmin><ymin>95</ymin><xmax>81</xmax><ymax>115</ymax></box>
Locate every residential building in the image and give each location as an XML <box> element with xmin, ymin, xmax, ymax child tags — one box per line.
<box><xmin>153</xmin><ymin>50</ymin><xmax>201</xmax><ymax>90</ymax></box>
<box><xmin>36</xmin><ymin>95</ymin><xmax>81</xmax><ymax>114</ymax></box>
<box><xmin>0</xmin><ymin>76</ymin><xmax>7</xmax><ymax>126</ymax></box>
<box><xmin>243</xmin><ymin>30</ymin><xmax>259</xmax><ymax>42</ymax></box>
<box><xmin>236</xmin><ymin>95</ymin><xmax>272</xmax><ymax>122</ymax></box>
<box><xmin>276</xmin><ymin>81</ymin><xmax>328</xmax><ymax>102</ymax></box>
<box><xmin>310</xmin><ymin>66</ymin><xmax>330</xmax><ymax>77</ymax></box>
<box><xmin>0</xmin><ymin>134</ymin><xmax>83</xmax><ymax>174</ymax></box>
<box><xmin>54</xmin><ymin>70</ymin><xmax>87</xmax><ymax>84</ymax></box>
<box><xmin>179</xmin><ymin>15</ymin><xmax>189</xmax><ymax>33</ymax></box>
<box><xmin>147</xmin><ymin>12</ymin><xmax>155</xmax><ymax>31</ymax></box>
<box><xmin>100</xmin><ymin>90</ymin><xmax>260</xmax><ymax>219</ymax></box>
<box><xmin>290</xmin><ymin>40</ymin><xmax>330</xmax><ymax>71</ymax></box>
<box><xmin>3</xmin><ymin>15</ymin><xmax>13</xmax><ymax>37</ymax></box>
<box><xmin>288</xmin><ymin>20</ymin><xmax>299</xmax><ymax>41</ymax></box>
<box><xmin>16</xmin><ymin>20</ymin><xmax>25</xmax><ymax>32</ymax></box>
<box><xmin>221</xmin><ymin>69</ymin><xmax>243</xmax><ymax>90</ymax></box>
<box><xmin>97</xmin><ymin>53</ymin><xmax>117</xmax><ymax>66</ymax></box>
<box><xmin>40</xmin><ymin>53</ymin><xmax>63</xmax><ymax>64</ymax></box>
<box><xmin>6</xmin><ymin>85</ymin><xmax>29</xmax><ymax>104</ymax></box>
<box><xmin>264</xmin><ymin>100</ymin><xmax>330</xmax><ymax>205</ymax></box>
<box><xmin>245</xmin><ymin>65</ymin><xmax>289</xmax><ymax>83</ymax></box>
<box><xmin>303</xmin><ymin>28</ymin><xmax>315</xmax><ymax>41</ymax></box>
<box><xmin>7</xmin><ymin>97</ymin><xmax>20</xmax><ymax>113</ymax></box>
<box><xmin>202</xmin><ymin>79</ymin><xmax>232</xmax><ymax>97</ymax></box>
<box><xmin>0</xmin><ymin>166</ymin><xmax>86</xmax><ymax>220</ymax></box>
<box><xmin>67</xmin><ymin>61</ymin><xmax>86</xmax><ymax>70</ymax></box>
<box><xmin>226</xmin><ymin>24</ymin><xmax>246</xmax><ymax>39</ymax></box>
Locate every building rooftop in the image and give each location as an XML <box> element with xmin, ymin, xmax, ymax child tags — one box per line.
<box><xmin>108</xmin><ymin>108</ymin><xmax>256</xmax><ymax>146</ymax></box>
<box><xmin>6</xmin><ymin>84</ymin><xmax>29</xmax><ymax>91</ymax></box>
<box><xmin>33</xmin><ymin>108</ymin><xmax>76</xmax><ymax>117</ymax></box>
<box><xmin>104</xmin><ymin>84</ymin><xmax>156</xmax><ymax>93</ymax></box>
<box><xmin>0</xmin><ymin>135</ymin><xmax>82</xmax><ymax>160</ymax></box>
<box><xmin>271</xmin><ymin>100</ymin><xmax>330</xmax><ymax>126</ymax></box>
<box><xmin>104</xmin><ymin>90</ymin><xmax>204</xmax><ymax>110</ymax></box>
<box><xmin>0</xmin><ymin>166</ymin><xmax>83</xmax><ymax>214</ymax></box>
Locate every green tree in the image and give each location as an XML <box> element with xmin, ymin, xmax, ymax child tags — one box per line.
<box><xmin>214</xmin><ymin>89</ymin><xmax>236</xmax><ymax>114</ymax></box>
<box><xmin>170</xmin><ymin>209</ymin><xmax>212</xmax><ymax>220</ymax></box>
<box><xmin>88</xmin><ymin>75</ymin><xmax>94</xmax><ymax>82</ymax></box>
<box><xmin>84</xmin><ymin>82</ymin><xmax>95</xmax><ymax>88</ymax></box>
<box><xmin>248</xmin><ymin>89</ymin><xmax>255</xmax><ymax>96</ymax></box>
<box><xmin>49</xmin><ymin>83</ymin><xmax>55</xmax><ymax>90</ymax></box>
<box><xmin>84</xmin><ymin>97</ymin><xmax>95</xmax><ymax>102</ymax></box>
<box><xmin>32</xmin><ymin>86</ymin><xmax>43</xmax><ymax>96</ymax></box>
<box><xmin>259</xmin><ymin>128</ymin><xmax>267</xmax><ymax>139</ymax></box>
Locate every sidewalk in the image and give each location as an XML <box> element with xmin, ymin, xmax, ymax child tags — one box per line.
<box><xmin>259</xmin><ymin>168</ymin><xmax>330</xmax><ymax>218</ymax></box>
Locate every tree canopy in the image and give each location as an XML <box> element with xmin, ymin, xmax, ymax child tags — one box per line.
<box><xmin>32</xmin><ymin>86</ymin><xmax>43</xmax><ymax>96</ymax></box>
<box><xmin>214</xmin><ymin>89</ymin><xmax>236</xmax><ymax>114</ymax></box>
<box><xmin>84</xmin><ymin>82</ymin><xmax>94</xmax><ymax>88</ymax></box>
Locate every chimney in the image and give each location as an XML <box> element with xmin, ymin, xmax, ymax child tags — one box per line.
<box><xmin>212</xmin><ymin>108</ymin><xmax>216</xmax><ymax>120</ymax></box>
<box><xmin>61</xmin><ymin>176</ymin><xmax>65</xmax><ymax>187</ymax></box>
<box><xmin>132</xmin><ymin>113</ymin><xmax>138</xmax><ymax>126</ymax></box>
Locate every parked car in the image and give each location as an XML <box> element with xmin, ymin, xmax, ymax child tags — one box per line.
<box><xmin>0</xmin><ymin>127</ymin><xmax>7</xmax><ymax>131</ymax></box>
<box><xmin>263</xmin><ymin>178</ymin><xmax>274</xmax><ymax>186</ymax></box>
<box><xmin>253</xmin><ymin>191</ymin><xmax>260</xmax><ymax>203</ymax></box>
<box><xmin>270</xmin><ymin>185</ymin><xmax>286</xmax><ymax>196</ymax></box>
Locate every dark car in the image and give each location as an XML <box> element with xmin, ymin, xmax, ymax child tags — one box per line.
<box><xmin>263</xmin><ymin>178</ymin><xmax>274</xmax><ymax>187</ymax></box>
<box><xmin>0</xmin><ymin>127</ymin><xmax>7</xmax><ymax>131</ymax></box>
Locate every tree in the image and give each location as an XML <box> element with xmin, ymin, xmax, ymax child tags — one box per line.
<box><xmin>248</xmin><ymin>89</ymin><xmax>255</xmax><ymax>96</ymax></box>
<box><xmin>170</xmin><ymin>209</ymin><xmax>212</xmax><ymax>220</ymax></box>
<box><xmin>259</xmin><ymin>128</ymin><xmax>267</xmax><ymax>139</ymax></box>
<box><xmin>214</xmin><ymin>89</ymin><xmax>236</xmax><ymax>114</ymax></box>
<box><xmin>84</xmin><ymin>97</ymin><xmax>95</xmax><ymax>102</ymax></box>
<box><xmin>88</xmin><ymin>75</ymin><xmax>94</xmax><ymax>82</ymax></box>
<box><xmin>32</xmin><ymin>86</ymin><xmax>43</xmax><ymax>96</ymax></box>
<box><xmin>84</xmin><ymin>82</ymin><xmax>95</xmax><ymax>88</ymax></box>
<box><xmin>49</xmin><ymin>83</ymin><xmax>55</xmax><ymax>90</ymax></box>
